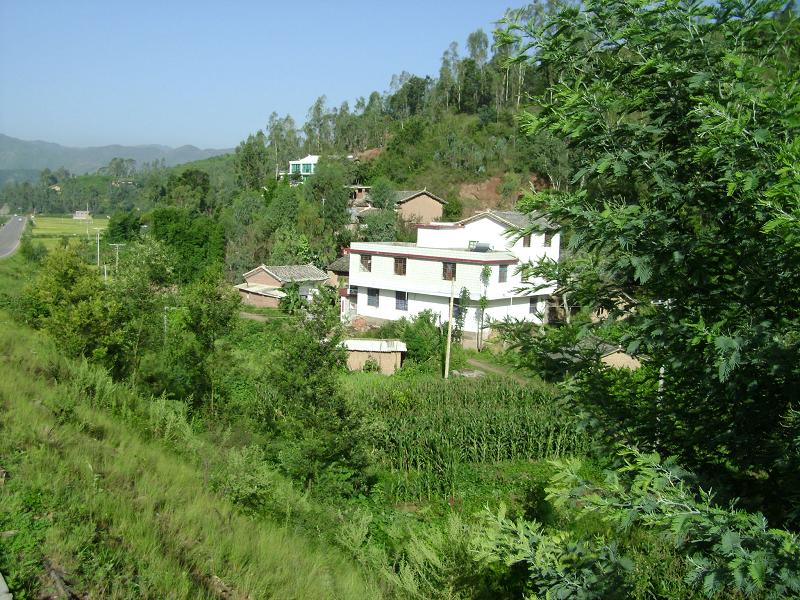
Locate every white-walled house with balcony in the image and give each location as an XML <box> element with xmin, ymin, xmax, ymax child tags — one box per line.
<box><xmin>345</xmin><ymin>210</ymin><xmax>559</xmax><ymax>334</ymax></box>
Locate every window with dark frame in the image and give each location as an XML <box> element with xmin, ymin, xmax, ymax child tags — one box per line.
<box><xmin>367</xmin><ymin>287</ymin><xmax>379</xmax><ymax>307</ymax></box>
<box><xmin>442</xmin><ymin>262</ymin><xmax>456</xmax><ymax>281</ymax></box>
<box><xmin>394</xmin><ymin>257</ymin><xmax>407</xmax><ymax>275</ymax></box>
<box><xmin>544</xmin><ymin>232</ymin><xmax>554</xmax><ymax>247</ymax></box>
<box><xmin>523</xmin><ymin>234</ymin><xmax>531</xmax><ymax>248</ymax></box>
<box><xmin>529</xmin><ymin>296</ymin><xmax>538</xmax><ymax>314</ymax></box>
<box><xmin>360</xmin><ymin>254</ymin><xmax>372</xmax><ymax>272</ymax></box>
<box><xmin>395</xmin><ymin>291</ymin><xmax>408</xmax><ymax>311</ymax></box>
<box><xmin>499</xmin><ymin>264</ymin><xmax>507</xmax><ymax>283</ymax></box>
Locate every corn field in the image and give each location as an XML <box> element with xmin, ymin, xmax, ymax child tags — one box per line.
<box><xmin>346</xmin><ymin>375</ymin><xmax>591</xmax><ymax>500</ymax></box>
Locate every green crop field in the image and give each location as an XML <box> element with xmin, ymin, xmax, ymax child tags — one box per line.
<box><xmin>29</xmin><ymin>216</ymin><xmax>109</xmax><ymax>248</ymax></box>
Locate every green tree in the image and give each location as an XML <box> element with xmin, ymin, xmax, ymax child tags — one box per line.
<box><xmin>150</xmin><ymin>207</ymin><xmax>225</xmax><ymax>283</ymax></box>
<box><xmin>106</xmin><ymin>210</ymin><xmax>142</xmax><ymax>242</ymax></box>
<box><xmin>22</xmin><ymin>246</ymin><xmax>124</xmax><ymax>371</ymax></box>
<box><xmin>361</xmin><ymin>209</ymin><xmax>396</xmax><ymax>242</ymax></box>
<box><xmin>302</xmin><ymin>158</ymin><xmax>351</xmax><ymax>231</ymax></box>
<box><xmin>368</xmin><ymin>176</ymin><xmax>395</xmax><ymax>210</ymax></box>
<box><xmin>234</xmin><ymin>131</ymin><xmax>270</xmax><ymax>191</ymax></box>
<box><xmin>269</xmin><ymin>227</ymin><xmax>312</xmax><ymax>265</ymax></box>
<box><xmin>267</xmin><ymin>286</ymin><xmax>368</xmax><ymax>495</ymax></box>
<box><xmin>503</xmin><ymin>0</ymin><xmax>800</xmax><ymax>522</ymax></box>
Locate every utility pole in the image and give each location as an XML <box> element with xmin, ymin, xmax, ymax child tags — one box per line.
<box><xmin>444</xmin><ymin>277</ymin><xmax>455</xmax><ymax>379</ymax></box>
<box><xmin>93</xmin><ymin>227</ymin><xmax>101</xmax><ymax>268</ymax></box>
<box><xmin>109</xmin><ymin>243</ymin><xmax>126</xmax><ymax>271</ymax></box>
<box><xmin>103</xmin><ymin>264</ymin><xmax>108</xmax><ymax>282</ymax></box>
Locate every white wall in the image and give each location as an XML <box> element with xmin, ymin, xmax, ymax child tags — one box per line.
<box><xmin>353</xmin><ymin>286</ymin><xmax>546</xmax><ymax>332</ymax></box>
<box><xmin>416</xmin><ymin>216</ymin><xmax>560</xmax><ymax>265</ymax></box>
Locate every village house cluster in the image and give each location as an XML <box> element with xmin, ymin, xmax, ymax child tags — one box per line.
<box><xmin>237</xmin><ymin>155</ymin><xmax>564</xmax><ymax>372</ymax></box>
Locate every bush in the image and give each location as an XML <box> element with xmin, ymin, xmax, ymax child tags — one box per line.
<box><xmin>18</xmin><ymin>235</ymin><xmax>47</xmax><ymax>263</ymax></box>
<box><xmin>362</xmin><ymin>357</ymin><xmax>380</xmax><ymax>372</ymax></box>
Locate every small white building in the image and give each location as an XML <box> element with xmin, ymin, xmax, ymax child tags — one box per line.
<box><xmin>346</xmin><ymin>210</ymin><xmax>560</xmax><ymax>334</ymax></box>
<box><xmin>287</xmin><ymin>155</ymin><xmax>320</xmax><ymax>182</ymax></box>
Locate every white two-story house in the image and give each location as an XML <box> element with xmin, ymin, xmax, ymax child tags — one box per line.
<box><xmin>346</xmin><ymin>210</ymin><xmax>559</xmax><ymax>334</ymax></box>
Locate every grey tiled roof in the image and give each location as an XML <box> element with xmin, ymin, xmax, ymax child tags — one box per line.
<box><xmin>327</xmin><ymin>255</ymin><xmax>350</xmax><ymax>273</ymax></box>
<box><xmin>461</xmin><ymin>209</ymin><xmax>553</xmax><ymax>230</ymax></box>
<box><xmin>362</xmin><ymin>189</ymin><xmax>448</xmax><ymax>206</ymax></box>
<box><xmin>264</xmin><ymin>263</ymin><xmax>327</xmax><ymax>283</ymax></box>
<box><xmin>394</xmin><ymin>190</ymin><xmax>447</xmax><ymax>204</ymax></box>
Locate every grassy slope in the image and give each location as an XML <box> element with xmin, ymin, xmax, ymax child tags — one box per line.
<box><xmin>0</xmin><ymin>253</ymin><xmax>381</xmax><ymax>599</ymax></box>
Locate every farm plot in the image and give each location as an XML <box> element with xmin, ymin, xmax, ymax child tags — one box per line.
<box><xmin>29</xmin><ymin>216</ymin><xmax>109</xmax><ymax>248</ymax></box>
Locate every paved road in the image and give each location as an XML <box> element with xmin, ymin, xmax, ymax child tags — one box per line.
<box><xmin>0</xmin><ymin>216</ymin><xmax>27</xmax><ymax>258</ymax></box>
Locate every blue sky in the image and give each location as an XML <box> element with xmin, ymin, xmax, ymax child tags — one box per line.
<box><xmin>0</xmin><ymin>1</ymin><xmax>510</xmax><ymax>149</ymax></box>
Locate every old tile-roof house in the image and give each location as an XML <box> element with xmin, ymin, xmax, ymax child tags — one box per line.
<box><xmin>235</xmin><ymin>263</ymin><xmax>328</xmax><ymax>308</ymax></box>
<box><xmin>350</xmin><ymin>189</ymin><xmax>449</xmax><ymax>224</ymax></box>
<box><xmin>393</xmin><ymin>190</ymin><xmax>447</xmax><ymax>222</ymax></box>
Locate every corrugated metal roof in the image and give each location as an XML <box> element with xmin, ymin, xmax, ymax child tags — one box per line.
<box><xmin>341</xmin><ymin>339</ymin><xmax>407</xmax><ymax>353</ymax></box>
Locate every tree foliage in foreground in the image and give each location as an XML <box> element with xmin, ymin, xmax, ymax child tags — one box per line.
<box><xmin>502</xmin><ymin>0</ymin><xmax>800</xmax><ymax>523</ymax></box>
<box><xmin>474</xmin><ymin>448</ymin><xmax>800</xmax><ymax>599</ymax></box>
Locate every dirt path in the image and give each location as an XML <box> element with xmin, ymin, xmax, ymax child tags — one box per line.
<box><xmin>240</xmin><ymin>311</ymin><xmax>268</xmax><ymax>321</ymax></box>
<box><xmin>466</xmin><ymin>356</ymin><xmax>530</xmax><ymax>385</ymax></box>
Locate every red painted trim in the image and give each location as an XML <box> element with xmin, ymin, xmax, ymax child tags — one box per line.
<box><xmin>349</xmin><ymin>248</ymin><xmax>517</xmax><ymax>265</ymax></box>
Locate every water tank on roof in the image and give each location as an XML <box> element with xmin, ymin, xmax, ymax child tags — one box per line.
<box><xmin>472</xmin><ymin>242</ymin><xmax>492</xmax><ymax>252</ymax></box>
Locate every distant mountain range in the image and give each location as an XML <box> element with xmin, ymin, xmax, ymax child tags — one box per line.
<box><xmin>0</xmin><ymin>133</ymin><xmax>233</xmax><ymax>177</ymax></box>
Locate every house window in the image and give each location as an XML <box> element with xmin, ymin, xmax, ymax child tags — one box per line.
<box><xmin>442</xmin><ymin>262</ymin><xmax>456</xmax><ymax>281</ymax></box>
<box><xmin>529</xmin><ymin>297</ymin><xmax>538</xmax><ymax>314</ymax></box>
<box><xmin>302</xmin><ymin>163</ymin><xmax>312</xmax><ymax>174</ymax></box>
<box><xmin>522</xmin><ymin>234</ymin><xmax>531</xmax><ymax>248</ymax></box>
<box><xmin>544</xmin><ymin>232</ymin><xmax>554</xmax><ymax>247</ymax></box>
<box><xmin>499</xmin><ymin>265</ymin><xmax>507</xmax><ymax>283</ymax></box>
<box><xmin>348</xmin><ymin>286</ymin><xmax>358</xmax><ymax>296</ymax></box>
<box><xmin>360</xmin><ymin>254</ymin><xmax>372</xmax><ymax>272</ymax></box>
<box><xmin>394</xmin><ymin>257</ymin><xmax>407</xmax><ymax>275</ymax></box>
<box><xmin>291</xmin><ymin>164</ymin><xmax>300</xmax><ymax>174</ymax></box>
<box><xmin>395</xmin><ymin>291</ymin><xmax>408</xmax><ymax>311</ymax></box>
<box><xmin>367</xmin><ymin>287</ymin><xmax>379</xmax><ymax>307</ymax></box>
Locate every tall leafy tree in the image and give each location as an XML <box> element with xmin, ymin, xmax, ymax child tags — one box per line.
<box><xmin>234</xmin><ymin>131</ymin><xmax>270</xmax><ymax>190</ymax></box>
<box><xmin>503</xmin><ymin>0</ymin><xmax>800</xmax><ymax>522</ymax></box>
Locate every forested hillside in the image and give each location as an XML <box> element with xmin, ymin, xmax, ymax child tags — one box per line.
<box><xmin>2</xmin><ymin>0</ymin><xmax>800</xmax><ymax>598</ymax></box>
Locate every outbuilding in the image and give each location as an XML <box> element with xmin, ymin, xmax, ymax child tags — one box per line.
<box><xmin>341</xmin><ymin>339</ymin><xmax>407</xmax><ymax>375</ymax></box>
